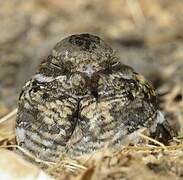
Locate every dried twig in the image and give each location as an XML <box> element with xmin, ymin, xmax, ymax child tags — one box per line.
<box><xmin>0</xmin><ymin>108</ymin><xmax>17</xmax><ymax>124</ymax></box>
<box><xmin>0</xmin><ymin>145</ymin><xmax>56</xmax><ymax>167</ymax></box>
<box><xmin>122</xmin><ymin>144</ymin><xmax>183</xmax><ymax>151</ymax></box>
<box><xmin>138</xmin><ymin>133</ymin><xmax>168</xmax><ymax>150</ymax></box>
<box><xmin>61</xmin><ymin>160</ymin><xmax>87</xmax><ymax>170</ymax></box>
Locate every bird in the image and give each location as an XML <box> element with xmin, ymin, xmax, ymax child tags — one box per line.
<box><xmin>15</xmin><ymin>33</ymin><xmax>173</xmax><ymax>162</ymax></box>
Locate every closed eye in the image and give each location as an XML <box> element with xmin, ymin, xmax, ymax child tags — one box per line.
<box><xmin>110</xmin><ymin>61</ymin><xmax>119</xmax><ymax>66</ymax></box>
<box><xmin>51</xmin><ymin>62</ymin><xmax>61</xmax><ymax>69</ymax></box>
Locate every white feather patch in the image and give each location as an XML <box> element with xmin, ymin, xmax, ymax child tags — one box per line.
<box><xmin>150</xmin><ymin>110</ymin><xmax>165</xmax><ymax>133</ymax></box>
<box><xmin>16</xmin><ymin>127</ymin><xmax>26</xmax><ymax>143</ymax></box>
<box><xmin>34</xmin><ymin>74</ymin><xmax>54</xmax><ymax>83</ymax></box>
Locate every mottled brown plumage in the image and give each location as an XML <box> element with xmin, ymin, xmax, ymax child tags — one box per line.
<box><xmin>16</xmin><ymin>34</ymin><xmax>172</xmax><ymax>162</ymax></box>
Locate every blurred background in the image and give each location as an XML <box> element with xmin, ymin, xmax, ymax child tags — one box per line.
<box><xmin>0</xmin><ymin>0</ymin><xmax>182</xmax><ymax>132</ymax></box>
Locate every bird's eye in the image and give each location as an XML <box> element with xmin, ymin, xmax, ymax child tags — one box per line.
<box><xmin>110</xmin><ymin>61</ymin><xmax>118</xmax><ymax>66</ymax></box>
<box><xmin>51</xmin><ymin>62</ymin><xmax>61</xmax><ymax>69</ymax></box>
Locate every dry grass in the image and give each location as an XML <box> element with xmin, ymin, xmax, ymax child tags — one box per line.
<box><xmin>0</xmin><ymin>92</ymin><xmax>182</xmax><ymax>180</ymax></box>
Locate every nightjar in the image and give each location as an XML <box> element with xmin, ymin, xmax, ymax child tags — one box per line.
<box><xmin>16</xmin><ymin>34</ymin><xmax>172</xmax><ymax>162</ymax></box>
